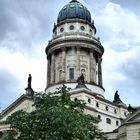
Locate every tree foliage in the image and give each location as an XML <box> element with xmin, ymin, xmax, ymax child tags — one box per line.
<box><xmin>4</xmin><ymin>85</ymin><xmax>108</xmax><ymax>140</ymax></box>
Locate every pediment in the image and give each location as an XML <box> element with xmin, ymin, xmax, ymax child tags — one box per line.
<box><xmin>0</xmin><ymin>94</ymin><xmax>34</xmax><ymax>121</ymax></box>
<box><xmin>125</xmin><ymin>108</ymin><xmax>140</xmax><ymax>123</ymax></box>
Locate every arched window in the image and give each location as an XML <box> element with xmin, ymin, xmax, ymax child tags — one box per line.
<box><xmin>114</xmin><ymin>109</ymin><xmax>117</xmax><ymax>114</ymax></box>
<box><xmin>116</xmin><ymin>120</ymin><xmax>119</xmax><ymax>126</ymax></box>
<box><xmin>96</xmin><ymin>102</ymin><xmax>99</xmax><ymax>107</ymax></box>
<box><xmin>88</xmin><ymin>98</ymin><xmax>91</xmax><ymax>103</ymax></box>
<box><xmin>98</xmin><ymin>115</ymin><xmax>101</xmax><ymax>120</ymax></box>
<box><xmin>60</xmin><ymin>27</ymin><xmax>64</xmax><ymax>32</ymax></box>
<box><xmin>106</xmin><ymin>106</ymin><xmax>109</xmax><ymax>111</ymax></box>
<box><xmin>106</xmin><ymin>118</ymin><xmax>111</xmax><ymax>124</ymax></box>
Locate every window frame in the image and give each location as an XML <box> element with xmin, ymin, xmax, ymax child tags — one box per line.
<box><xmin>69</xmin><ymin>68</ymin><xmax>74</xmax><ymax>80</ymax></box>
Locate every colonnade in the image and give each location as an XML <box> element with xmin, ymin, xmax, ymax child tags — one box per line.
<box><xmin>46</xmin><ymin>47</ymin><xmax>103</xmax><ymax>88</ymax></box>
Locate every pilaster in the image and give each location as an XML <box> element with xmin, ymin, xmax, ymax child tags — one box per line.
<box><xmin>76</xmin><ymin>47</ymin><xmax>80</xmax><ymax>78</ymax></box>
<box><xmin>98</xmin><ymin>56</ymin><xmax>103</xmax><ymax>87</ymax></box>
<box><xmin>50</xmin><ymin>52</ymin><xmax>55</xmax><ymax>84</ymax></box>
<box><xmin>90</xmin><ymin>50</ymin><xmax>95</xmax><ymax>83</ymax></box>
<box><xmin>62</xmin><ymin>48</ymin><xmax>66</xmax><ymax>81</ymax></box>
<box><xmin>47</xmin><ymin>55</ymin><xmax>51</xmax><ymax>87</ymax></box>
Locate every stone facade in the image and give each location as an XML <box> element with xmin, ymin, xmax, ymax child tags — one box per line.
<box><xmin>0</xmin><ymin>0</ymin><xmax>134</xmax><ymax>138</ymax></box>
<box><xmin>44</xmin><ymin>0</ymin><xmax>129</xmax><ymax>133</ymax></box>
<box><xmin>107</xmin><ymin>108</ymin><xmax>140</xmax><ymax>140</ymax></box>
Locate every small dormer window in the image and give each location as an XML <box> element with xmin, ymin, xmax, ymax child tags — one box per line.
<box><xmin>89</xmin><ymin>29</ymin><xmax>92</xmax><ymax>34</ymax></box>
<box><xmin>78</xmin><ymin>4</ymin><xmax>83</xmax><ymax>8</ymax></box>
<box><xmin>60</xmin><ymin>27</ymin><xmax>64</xmax><ymax>32</ymax></box>
<box><xmin>63</xmin><ymin>5</ymin><xmax>66</xmax><ymax>10</ymax></box>
<box><xmin>69</xmin><ymin>25</ymin><xmax>74</xmax><ymax>30</ymax></box>
<box><xmin>80</xmin><ymin>26</ymin><xmax>85</xmax><ymax>31</ymax></box>
<box><xmin>106</xmin><ymin>106</ymin><xmax>109</xmax><ymax>111</ymax></box>
<box><xmin>70</xmin><ymin>4</ymin><xmax>74</xmax><ymax>8</ymax></box>
<box><xmin>124</xmin><ymin>112</ymin><xmax>127</xmax><ymax>116</ymax></box>
<box><xmin>88</xmin><ymin>98</ymin><xmax>91</xmax><ymax>103</ymax></box>
<box><xmin>96</xmin><ymin>102</ymin><xmax>99</xmax><ymax>107</ymax></box>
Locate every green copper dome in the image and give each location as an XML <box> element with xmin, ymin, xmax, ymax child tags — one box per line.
<box><xmin>57</xmin><ymin>0</ymin><xmax>91</xmax><ymax>23</ymax></box>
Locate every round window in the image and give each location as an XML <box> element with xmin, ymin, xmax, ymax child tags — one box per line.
<box><xmin>60</xmin><ymin>27</ymin><xmax>64</xmax><ymax>32</ymax></box>
<box><xmin>69</xmin><ymin>25</ymin><xmax>74</xmax><ymax>30</ymax></box>
<box><xmin>80</xmin><ymin>26</ymin><xmax>85</xmax><ymax>31</ymax></box>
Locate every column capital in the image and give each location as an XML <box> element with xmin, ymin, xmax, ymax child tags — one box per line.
<box><xmin>61</xmin><ymin>47</ymin><xmax>66</xmax><ymax>51</ymax></box>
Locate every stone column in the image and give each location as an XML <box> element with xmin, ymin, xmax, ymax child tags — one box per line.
<box><xmin>47</xmin><ymin>55</ymin><xmax>51</xmax><ymax>87</ymax></box>
<box><xmin>62</xmin><ymin>48</ymin><xmax>66</xmax><ymax>81</ymax></box>
<box><xmin>50</xmin><ymin>52</ymin><xmax>55</xmax><ymax>84</ymax></box>
<box><xmin>76</xmin><ymin>47</ymin><xmax>80</xmax><ymax>78</ymax></box>
<box><xmin>98</xmin><ymin>56</ymin><xmax>103</xmax><ymax>87</ymax></box>
<box><xmin>90</xmin><ymin>51</ymin><xmax>94</xmax><ymax>83</ymax></box>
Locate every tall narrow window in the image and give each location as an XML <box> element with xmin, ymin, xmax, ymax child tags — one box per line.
<box><xmin>98</xmin><ymin>115</ymin><xmax>101</xmax><ymax>120</ymax></box>
<box><xmin>69</xmin><ymin>68</ymin><xmax>74</xmax><ymax>80</ymax></box>
<box><xmin>116</xmin><ymin>120</ymin><xmax>119</xmax><ymax>126</ymax></box>
<box><xmin>96</xmin><ymin>102</ymin><xmax>99</xmax><ymax>107</ymax></box>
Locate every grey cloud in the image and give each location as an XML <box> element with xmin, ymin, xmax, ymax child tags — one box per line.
<box><xmin>110</xmin><ymin>0</ymin><xmax>140</xmax><ymax>14</ymax></box>
<box><xmin>121</xmin><ymin>53</ymin><xmax>140</xmax><ymax>83</ymax></box>
<box><xmin>0</xmin><ymin>0</ymin><xmax>62</xmax><ymax>53</ymax></box>
<box><xmin>107</xmin><ymin>48</ymin><xmax>140</xmax><ymax>106</ymax></box>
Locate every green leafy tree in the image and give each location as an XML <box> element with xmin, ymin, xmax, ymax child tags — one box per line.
<box><xmin>4</xmin><ymin>85</ymin><xmax>108</xmax><ymax>140</ymax></box>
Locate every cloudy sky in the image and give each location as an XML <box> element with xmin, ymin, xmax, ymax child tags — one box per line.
<box><xmin>0</xmin><ymin>0</ymin><xmax>140</xmax><ymax>111</ymax></box>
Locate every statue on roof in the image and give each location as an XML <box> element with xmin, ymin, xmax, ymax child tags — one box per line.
<box><xmin>76</xmin><ymin>73</ymin><xmax>87</xmax><ymax>88</ymax></box>
<box><xmin>113</xmin><ymin>90</ymin><xmax>122</xmax><ymax>104</ymax></box>
<box><xmin>77</xmin><ymin>73</ymin><xmax>85</xmax><ymax>85</ymax></box>
<box><xmin>25</xmin><ymin>74</ymin><xmax>34</xmax><ymax>96</ymax></box>
<box><xmin>28</xmin><ymin>74</ymin><xmax>32</xmax><ymax>88</ymax></box>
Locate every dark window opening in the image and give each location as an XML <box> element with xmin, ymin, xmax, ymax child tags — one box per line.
<box><xmin>124</xmin><ymin>112</ymin><xmax>127</xmax><ymax>116</ymax></box>
<box><xmin>106</xmin><ymin>118</ymin><xmax>111</xmax><ymax>124</ymax></box>
<box><xmin>96</xmin><ymin>102</ymin><xmax>99</xmax><ymax>107</ymax></box>
<box><xmin>98</xmin><ymin>115</ymin><xmax>101</xmax><ymax>120</ymax></box>
<box><xmin>80</xmin><ymin>26</ymin><xmax>85</xmax><ymax>31</ymax></box>
<box><xmin>60</xmin><ymin>27</ymin><xmax>64</xmax><ymax>32</ymax></box>
<box><xmin>89</xmin><ymin>29</ymin><xmax>92</xmax><ymax>32</ymax></box>
<box><xmin>114</xmin><ymin>109</ymin><xmax>117</xmax><ymax>114</ymax></box>
<box><xmin>69</xmin><ymin>68</ymin><xmax>74</xmax><ymax>80</ymax></box>
<box><xmin>106</xmin><ymin>106</ymin><xmax>108</xmax><ymax>111</ymax></box>
<box><xmin>88</xmin><ymin>98</ymin><xmax>91</xmax><ymax>103</ymax></box>
<box><xmin>69</xmin><ymin>25</ymin><xmax>74</xmax><ymax>30</ymax></box>
<box><xmin>116</xmin><ymin>120</ymin><xmax>119</xmax><ymax>126</ymax></box>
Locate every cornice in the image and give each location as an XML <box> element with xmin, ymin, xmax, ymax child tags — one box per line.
<box><xmin>45</xmin><ymin>36</ymin><xmax>104</xmax><ymax>55</ymax></box>
<box><xmin>0</xmin><ymin>94</ymin><xmax>34</xmax><ymax>120</ymax></box>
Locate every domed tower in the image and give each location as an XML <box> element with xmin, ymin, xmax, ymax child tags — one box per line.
<box><xmin>45</xmin><ymin>0</ymin><xmax>104</xmax><ymax>97</ymax></box>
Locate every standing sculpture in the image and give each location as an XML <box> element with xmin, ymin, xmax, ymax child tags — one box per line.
<box><xmin>76</xmin><ymin>73</ymin><xmax>87</xmax><ymax>88</ymax></box>
<box><xmin>25</xmin><ymin>74</ymin><xmax>34</xmax><ymax>96</ymax></box>
<box><xmin>113</xmin><ymin>90</ymin><xmax>122</xmax><ymax>103</ymax></box>
<box><xmin>77</xmin><ymin>73</ymin><xmax>85</xmax><ymax>85</ymax></box>
<box><xmin>28</xmin><ymin>74</ymin><xmax>32</xmax><ymax>88</ymax></box>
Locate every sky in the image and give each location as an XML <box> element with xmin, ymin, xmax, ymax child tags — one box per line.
<box><xmin>0</xmin><ymin>0</ymin><xmax>140</xmax><ymax>111</ymax></box>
